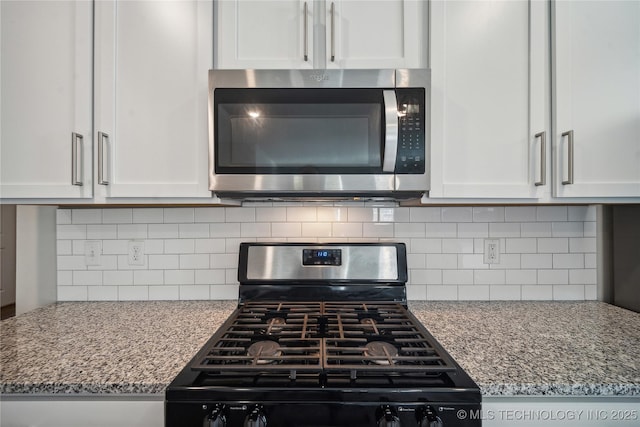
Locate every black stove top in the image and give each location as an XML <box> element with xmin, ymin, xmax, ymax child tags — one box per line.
<box><xmin>166</xmin><ymin>243</ymin><xmax>481</xmax><ymax>427</ymax></box>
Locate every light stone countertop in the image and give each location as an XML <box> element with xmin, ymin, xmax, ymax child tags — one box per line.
<box><xmin>1</xmin><ymin>300</ymin><xmax>639</xmax><ymax>397</ymax></box>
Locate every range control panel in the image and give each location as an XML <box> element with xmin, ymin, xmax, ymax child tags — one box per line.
<box><xmin>395</xmin><ymin>88</ymin><xmax>426</xmax><ymax>174</ymax></box>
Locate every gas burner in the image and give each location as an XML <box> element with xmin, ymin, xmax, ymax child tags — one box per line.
<box><xmin>266</xmin><ymin>317</ymin><xmax>286</xmax><ymax>333</ymax></box>
<box><xmin>247</xmin><ymin>340</ymin><xmax>281</xmax><ymax>364</ymax></box>
<box><xmin>363</xmin><ymin>341</ymin><xmax>398</xmax><ymax>365</ymax></box>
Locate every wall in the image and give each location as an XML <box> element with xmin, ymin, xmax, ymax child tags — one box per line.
<box><xmin>56</xmin><ymin>204</ymin><xmax>597</xmax><ymax>301</ymax></box>
<box><xmin>17</xmin><ymin>205</ymin><xmax>58</xmax><ymax>314</ymax></box>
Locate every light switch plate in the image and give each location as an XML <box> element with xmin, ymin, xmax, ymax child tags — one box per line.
<box><xmin>84</xmin><ymin>241</ymin><xmax>102</xmax><ymax>266</ymax></box>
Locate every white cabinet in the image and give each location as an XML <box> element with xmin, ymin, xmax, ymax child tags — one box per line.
<box><xmin>552</xmin><ymin>0</ymin><xmax>640</xmax><ymax>198</ymax></box>
<box><xmin>429</xmin><ymin>0</ymin><xmax>550</xmax><ymax>199</ymax></box>
<box><xmin>0</xmin><ymin>0</ymin><xmax>93</xmax><ymax>199</ymax></box>
<box><xmin>214</xmin><ymin>0</ymin><xmax>426</xmax><ymax>70</ymax></box>
<box><xmin>94</xmin><ymin>0</ymin><xmax>211</xmax><ymax>199</ymax></box>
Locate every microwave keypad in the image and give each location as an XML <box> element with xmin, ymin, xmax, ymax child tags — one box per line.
<box><xmin>395</xmin><ymin>89</ymin><xmax>425</xmax><ymax>174</ymax></box>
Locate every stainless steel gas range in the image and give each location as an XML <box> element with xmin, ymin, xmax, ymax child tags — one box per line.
<box><xmin>165</xmin><ymin>243</ymin><xmax>481</xmax><ymax>427</ymax></box>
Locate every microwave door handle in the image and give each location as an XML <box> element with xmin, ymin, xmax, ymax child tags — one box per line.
<box><xmin>382</xmin><ymin>90</ymin><xmax>399</xmax><ymax>173</ymax></box>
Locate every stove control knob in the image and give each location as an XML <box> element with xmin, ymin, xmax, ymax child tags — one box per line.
<box><xmin>377</xmin><ymin>405</ymin><xmax>401</xmax><ymax>427</ymax></box>
<box><xmin>203</xmin><ymin>404</ymin><xmax>226</xmax><ymax>427</ymax></box>
<box><xmin>244</xmin><ymin>405</ymin><xmax>267</xmax><ymax>427</ymax></box>
<box><xmin>416</xmin><ymin>406</ymin><xmax>443</xmax><ymax>427</ymax></box>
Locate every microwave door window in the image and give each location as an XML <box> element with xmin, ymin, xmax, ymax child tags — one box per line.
<box><xmin>216</xmin><ymin>96</ymin><xmax>383</xmax><ymax>174</ymax></box>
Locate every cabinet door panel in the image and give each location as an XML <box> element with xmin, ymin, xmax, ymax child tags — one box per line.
<box><xmin>95</xmin><ymin>0</ymin><xmax>211</xmax><ymax>198</ymax></box>
<box><xmin>327</xmin><ymin>0</ymin><xmax>423</xmax><ymax>69</ymax></box>
<box><xmin>216</xmin><ymin>0</ymin><xmax>313</xmax><ymax>69</ymax></box>
<box><xmin>430</xmin><ymin>0</ymin><xmax>548</xmax><ymax>198</ymax></box>
<box><xmin>0</xmin><ymin>1</ymin><xmax>92</xmax><ymax>199</ymax></box>
<box><xmin>553</xmin><ymin>0</ymin><xmax>640</xmax><ymax>197</ymax></box>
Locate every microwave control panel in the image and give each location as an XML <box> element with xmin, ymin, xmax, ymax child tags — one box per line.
<box><xmin>395</xmin><ymin>89</ymin><xmax>426</xmax><ymax>174</ymax></box>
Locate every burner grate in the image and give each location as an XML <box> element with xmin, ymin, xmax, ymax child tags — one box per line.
<box><xmin>190</xmin><ymin>301</ymin><xmax>456</xmax><ymax>377</ymax></box>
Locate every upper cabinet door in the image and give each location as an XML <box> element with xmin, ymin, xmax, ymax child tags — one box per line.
<box><xmin>215</xmin><ymin>0</ymin><xmax>426</xmax><ymax>70</ymax></box>
<box><xmin>325</xmin><ymin>0</ymin><xmax>425</xmax><ymax>69</ymax></box>
<box><xmin>429</xmin><ymin>0</ymin><xmax>549</xmax><ymax>198</ymax></box>
<box><xmin>94</xmin><ymin>0</ymin><xmax>212</xmax><ymax>198</ymax></box>
<box><xmin>215</xmin><ymin>0</ymin><xmax>314</xmax><ymax>69</ymax></box>
<box><xmin>0</xmin><ymin>0</ymin><xmax>93</xmax><ymax>199</ymax></box>
<box><xmin>552</xmin><ymin>0</ymin><xmax>640</xmax><ymax>198</ymax></box>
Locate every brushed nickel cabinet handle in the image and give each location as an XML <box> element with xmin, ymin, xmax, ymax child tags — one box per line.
<box><xmin>561</xmin><ymin>130</ymin><xmax>574</xmax><ymax>185</ymax></box>
<box><xmin>98</xmin><ymin>131</ymin><xmax>110</xmax><ymax>185</ymax></box>
<box><xmin>303</xmin><ymin>2</ymin><xmax>309</xmax><ymax>61</ymax></box>
<box><xmin>330</xmin><ymin>2</ymin><xmax>335</xmax><ymax>62</ymax></box>
<box><xmin>71</xmin><ymin>132</ymin><xmax>83</xmax><ymax>186</ymax></box>
<box><xmin>534</xmin><ymin>131</ymin><xmax>546</xmax><ymax>186</ymax></box>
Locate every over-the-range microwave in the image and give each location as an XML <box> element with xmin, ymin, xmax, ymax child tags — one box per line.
<box><xmin>208</xmin><ymin>69</ymin><xmax>429</xmax><ymax>200</ymax></box>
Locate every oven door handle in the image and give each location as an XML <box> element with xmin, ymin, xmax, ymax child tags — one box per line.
<box><xmin>382</xmin><ymin>90</ymin><xmax>399</xmax><ymax>173</ymax></box>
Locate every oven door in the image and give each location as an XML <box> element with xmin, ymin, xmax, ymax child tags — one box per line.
<box><xmin>209</xmin><ymin>87</ymin><xmax>400</xmax><ymax>197</ymax></box>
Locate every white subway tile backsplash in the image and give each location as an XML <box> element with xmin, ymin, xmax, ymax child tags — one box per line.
<box><xmin>57</xmin><ymin>209</ymin><xmax>72</xmax><ymax>224</ymax></box>
<box><xmin>489</xmin><ymin>223</ymin><xmax>521</xmax><ymax>238</ymax></box>
<box><xmin>474</xmin><ymin>270</ymin><xmax>506</xmax><ymax>285</ymax></box>
<box><xmin>58</xmin><ymin>286</ymin><xmax>88</xmax><ymax>301</ymax></box>
<box><xmin>195</xmin><ymin>207</ymin><xmax>226</xmax><ymax>223</ymax></box>
<box><xmin>442</xmin><ymin>270</ymin><xmax>474</xmax><ymax>285</ymax></box>
<box><xmin>537</xmin><ymin>206</ymin><xmax>567</xmax><ymax>222</ymax></box>
<box><xmin>58</xmin><ymin>225</ymin><xmax>87</xmax><ymax>240</ymax></box>
<box><xmin>149</xmin><ymin>286</ymin><xmax>180</xmax><ymax>300</ymax></box>
<box><xmin>553</xmin><ymin>254</ymin><xmax>584</xmax><ymax>269</ymax></box>
<box><xmin>103</xmin><ymin>271</ymin><xmax>133</xmax><ymax>286</ymax></box>
<box><xmin>164</xmin><ymin>208</ymin><xmax>195</xmax><ymax>223</ymax></box>
<box><xmin>538</xmin><ymin>269</ymin><xmax>569</xmax><ymax>285</ymax></box>
<box><xmin>180</xmin><ymin>285</ymin><xmax>209</xmax><ymax>301</ymax></box>
<box><xmin>87</xmin><ymin>225</ymin><xmax>117</xmax><ymax>240</ymax></box>
<box><xmin>118</xmin><ymin>286</ymin><xmax>149</xmax><ymax>301</ymax></box>
<box><xmin>180</xmin><ymin>254</ymin><xmax>209</xmax><ymax>269</ymax></box>
<box><xmin>88</xmin><ymin>286</ymin><xmax>118</xmax><ymax>301</ymax></box>
<box><xmin>179</xmin><ymin>224</ymin><xmax>209</xmax><ymax>238</ymax></box>
<box><xmin>102</xmin><ymin>209</ymin><xmax>133</xmax><ymax>224</ymax></box>
<box><xmin>426</xmin><ymin>285</ymin><xmax>458</xmax><ymax>301</ymax></box>
<box><xmin>411</xmin><ymin>238</ymin><xmax>442</xmax><ymax>254</ymax></box>
<box><xmin>490</xmin><ymin>285</ymin><xmax>521</xmax><ymax>300</ymax></box>
<box><xmin>165</xmin><ymin>239</ymin><xmax>195</xmax><ymax>254</ymax></box>
<box><xmin>458</xmin><ymin>223</ymin><xmax>489</xmax><ymax>238</ymax></box>
<box><xmin>133</xmin><ymin>270</ymin><xmax>164</xmax><ymax>285</ymax></box>
<box><xmin>538</xmin><ymin>238</ymin><xmax>569</xmax><ymax>253</ymax></box>
<box><xmin>522</xmin><ymin>285</ymin><xmax>553</xmax><ymax>300</ymax></box>
<box><xmin>521</xmin><ymin>222</ymin><xmax>552</xmax><ymax>237</ymax></box>
<box><xmin>409</xmin><ymin>207</ymin><xmax>441</xmax><ymax>223</ymax></box>
<box><xmin>473</xmin><ymin>207</ymin><xmax>505</xmax><ymax>223</ymax></box>
<box><xmin>149</xmin><ymin>224</ymin><xmax>179</xmax><ymax>239</ymax></box>
<box><xmin>425</xmin><ymin>223</ymin><xmax>457</xmax><ymax>238</ymax></box>
<box><xmin>133</xmin><ymin>208</ymin><xmax>163</xmax><ymax>224</ymax></box>
<box><xmin>165</xmin><ymin>270</ymin><xmax>195</xmax><ymax>285</ymax></box>
<box><xmin>442</xmin><ymin>207</ymin><xmax>472</xmax><ymax>223</ymax></box>
<box><xmin>553</xmin><ymin>285</ymin><xmax>585</xmax><ymax>300</ymax></box>
<box><xmin>72</xmin><ymin>209</ymin><xmax>102</xmax><ymax>224</ymax></box>
<box><xmin>117</xmin><ymin>224</ymin><xmax>148</xmax><ymax>239</ymax></box>
<box><xmin>57</xmin><ymin>205</ymin><xmax>599</xmax><ymax>302</ymax></box>
<box><xmin>149</xmin><ymin>254</ymin><xmax>179</xmax><ymax>270</ymax></box>
<box><xmin>552</xmin><ymin>222</ymin><xmax>584</xmax><ymax>237</ymax></box>
<box><xmin>210</xmin><ymin>223</ymin><xmax>241</xmax><ymax>238</ymax></box>
<box><xmin>362</xmin><ymin>223</ymin><xmax>394</xmax><ymax>238</ymax></box>
<box><xmin>442</xmin><ymin>238</ymin><xmax>473</xmax><ymax>254</ymax></box>
<box><xmin>505</xmin><ymin>206</ymin><xmax>536</xmax><ymax>222</ymax></box>
<box><xmin>458</xmin><ymin>285</ymin><xmax>490</xmax><ymax>300</ymax></box>
<box><xmin>521</xmin><ymin>254</ymin><xmax>553</xmax><ymax>269</ymax></box>
<box><xmin>226</xmin><ymin>207</ymin><xmax>256</xmax><ymax>223</ymax></box>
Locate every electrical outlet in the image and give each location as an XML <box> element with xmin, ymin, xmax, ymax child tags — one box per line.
<box><xmin>84</xmin><ymin>241</ymin><xmax>102</xmax><ymax>266</ymax></box>
<box><xmin>484</xmin><ymin>239</ymin><xmax>500</xmax><ymax>264</ymax></box>
<box><xmin>128</xmin><ymin>240</ymin><xmax>145</xmax><ymax>266</ymax></box>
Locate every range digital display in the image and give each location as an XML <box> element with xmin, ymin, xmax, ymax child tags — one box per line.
<box><xmin>302</xmin><ymin>249</ymin><xmax>342</xmax><ymax>266</ymax></box>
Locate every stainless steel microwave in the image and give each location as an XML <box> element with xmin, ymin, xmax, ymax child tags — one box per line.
<box><xmin>208</xmin><ymin>69</ymin><xmax>429</xmax><ymax>199</ymax></box>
